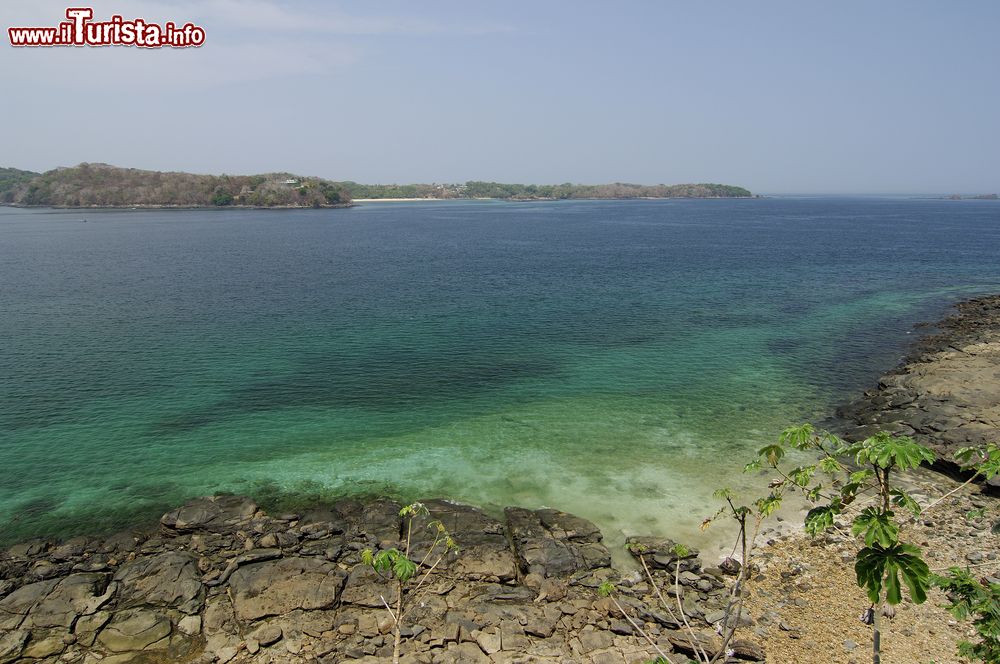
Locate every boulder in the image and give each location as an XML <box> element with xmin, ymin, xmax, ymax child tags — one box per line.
<box><xmin>0</xmin><ymin>578</ymin><xmax>59</xmax><ymax>630</ymax></box>
<box><xmin>332</xmin><ymin>498</ymin><xmax>402</xmax><ymax>545</ymax></box>
<box><xmin>160</xmin><ymin>495</ymin><xmax>258</xmax><ymax>534</ymax></box>
<box><xmin>21</xmin><ymin>573</ymin><xmax>111</xmax><ymax>629</ymax></box>
<box><xmin>114</xmin><ymin>551</ymin><xmax>204</xmax><ymax>614</ymax></box>
<box><xmin>505</xmin><ymin>507</ymin><xmax>611</xmax><ymax>577</ymax></box>
<box><xmin>228</xmin><ymin>557</ymin><xmax>347</xmax><ymax>621</ymax></box>
<box><xmin>411</xmin><ymin>500</ymin><xmax>518</xmax><ymax>581</ymax></box>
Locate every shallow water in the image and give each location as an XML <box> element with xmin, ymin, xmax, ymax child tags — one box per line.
<box><xmin>1</xmin><ymin>197</ymin><xmax>998</xmax><ymax>552</ymax></box>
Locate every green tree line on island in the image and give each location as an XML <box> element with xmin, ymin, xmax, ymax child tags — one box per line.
<box><xmin>0</xmin><ymin>164</ymin><xmax>350</xmax><ymax>208</ymax></box>
<box><xmin>0</xmin><ymin>163</ymin><xmax>754</xmax><ymax>208</ymax></box>
<box><xmin>338</xmin><ymin>180</ymin><xmax>753</xmax><ymax>200</ymax></box>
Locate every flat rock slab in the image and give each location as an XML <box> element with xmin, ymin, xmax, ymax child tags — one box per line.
<box><xmin>114</xmin><ymin>551</ymin><xmax>204</xmax><ymax>614</ymax></box>
<box><xmin>160</xmin><ymin>495</ymin><xmax>258</xmax><ymax>534</ymax></box>
<box><xmin>0</xmin><ymin>629</ymin><xmax>28</xmax><ymax>664</ymax></box>
<box><xmin>330</xmin><ymin>498</ymin><xmax>402</xmax><ymax>545</ymax></box>
<box><xmin>228</xmin><ymin>556</ymin><xmax>347</xmax><ymax>621</ymax></box>
<box><xmin>505</xmin><ymin>507</ymin><xmax>611</xmax><ymax>577</ymax></box>
<box><xmin>97</xmin><ymin>608</ymin><xmax>171</xmax><ymax>652</ymax></box>
<box><xmin>412</xmin><ymin>499</ymin><xmax>519</xmax><ymax>581</ymax></box>
<box><xmin>0</xmin><ymin>578</ymin><xmax>59</xmax><ymax>630</ymax></box>
<box><xmin>21</xmin><ymin>573</ymin><xmax>111</xmax><ymax>629</ymax></box>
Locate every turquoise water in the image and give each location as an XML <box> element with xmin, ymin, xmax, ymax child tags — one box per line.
<box><xmin>1</xmin><ymin>198</ymin><xmax>999</xmax><ymax>549</ymax></box>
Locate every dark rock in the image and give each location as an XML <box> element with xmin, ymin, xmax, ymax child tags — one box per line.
<box><xmin>505</xmin><ymin>507</ymin><xmax>611</xmax><ymax>577</ymax></box>
<box><xmin>49</xmin><ymin>537</ymin><xmax>92</xmax><ymax>562</ymax></box>
<box><xmin>160</xmin><ymin>495</ymin><xmax>258</xmax><ymax>534</ymax></box>
<box><xmin>5</xmin><ymin>540</ymin><xmax>48</xmax><ymax>561</ymax></box>
<box><xmin>0</xmin><ymin>629</ymin><xmax>28</xmax><ymax>664</ymax></box>
<box><xmin>333</xmin><ymin>498</ymin><xmax>402</xmax><ymax>545</ymax></box>
<box><xmin>835</xmin><ymin>295</ymin><xmax>1000</xmax><ymax>468</ymax></box>
<box><xmin>719</xmin><ymin>557</ymin><xmax>742</xmax><ymax>576</ymax></box>
<box><xmin>625</xmin><ymin>536</ymin><xmax>701</xmax><ymax>573</ymax></box>
<box><xmin>411</xmin><ymin>500</ymin><xmax>517</xmax><ymax>581</ymax></box>
<box><xmin>731</xmin><ymin>638</ymin><xmax>767</xmax><ymax>661</ymax></box>
<box><xmin>21</xmin><ymin>573</ymin><xmax>111</xmax><ymax>629</ymax></box>
<box><xmin>114</xmin><ymin>551</ymin><xmax>204</xmax><ymax>614</ymax></box>
<box><xmin>0</xmin><ymin>578</ymin><xmax>59</xmax><ymax>630</ymax></box>
<box><xmin>228</xmin><ymin>557</ymin><xmax>347</xmax><ymax>620</ymax></box>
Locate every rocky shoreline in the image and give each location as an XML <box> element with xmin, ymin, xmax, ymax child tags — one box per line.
<box><xmin>1</xmin><ymin>495</ymin><xmax>765</xmax><ymax>664</ymax></box>
<box><xmin>5</xmin><ymin>294</ymin><xmax>1000</xmax><ymax>663</ymax></box>
<box><xmin>837</xmin><ymin>294</ymin><xmax>1000</xmax><ymax>484</ymax></box>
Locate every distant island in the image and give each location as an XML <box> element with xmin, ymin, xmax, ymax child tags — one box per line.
<box><xmin>0</xmin><ymin>164</ymin><xmax>351</xmax><ymax>209</ymax></box>
<box><xmin>938</xmin><ymin>193</ymin><xmax>998</xmax><ymax>200</ymax></box>
<box><xmin>0</xmin><ymin>164</ymin><xmax>753</xmax><ymax>209</ymax></box>
<box><xmin>340</xmin><ymin>180</ymin><xmax>754</xmax><ymax>201</ymax></box>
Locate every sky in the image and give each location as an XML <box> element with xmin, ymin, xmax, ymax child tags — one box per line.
<box><xmin>2</xmin><ymin>1</ymin><xmax>999</xmax><ymax>194</ymax></box>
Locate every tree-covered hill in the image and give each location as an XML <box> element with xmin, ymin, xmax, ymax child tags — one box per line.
<box><xmin>0</xmin><ymin>164</ymin><xmax>753</xmax><ymax>208</ymax></box>
<box><xmin>3</xmin><ymin>164</ymin><xmax>350</xmax><ymax>208</ymax></box>
<box><xmin>0</xmin><ymin>167</ymin><xmax>40</xmax><ymax>203</ymax></box>
<box><xmin>337</xmin><ymin>180</ymin><xmax>752</xmax><ymax>200</ymax></box>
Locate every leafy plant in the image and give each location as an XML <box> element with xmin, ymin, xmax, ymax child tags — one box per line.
<box><xmin>359</xmin><ymin>502</ymin><xmax>459</xmax><ymax>664</ymax></box>
<box><xmin>933</xmin><ymin>443</ymin><xmax>1000</xmax><ymax>663</ymax></box>
<box><xmin>751</xmin><ymin>427</ymin><xmax>1000</xmax><ymax>664</ymax></box>
<box><xmin>747</xmin><ymin>425</ymin><xmax>939</xmax><ymax>664</ymax></box>
<box><xmin>934</xmin><ymin>568</ymin><xmax>1000</xmax><ymax>662</ymax></box>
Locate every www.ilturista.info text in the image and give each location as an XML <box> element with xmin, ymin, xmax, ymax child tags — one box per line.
<box><xmin>8</xmin><ymin>8</ymin><xmax>205</xmax><ymax>48</ymax></box>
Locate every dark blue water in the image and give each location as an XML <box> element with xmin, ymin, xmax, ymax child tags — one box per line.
<box><xmin>1</xmin><ymin>197</ymin><xmax>998</xmax><ymax>547</ymax></box>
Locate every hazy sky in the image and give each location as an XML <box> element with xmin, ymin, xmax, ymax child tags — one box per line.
<box><xmin>3</xmin><ymin>1</ymin><xmax>999</xmax><ymax>193</ymax></box>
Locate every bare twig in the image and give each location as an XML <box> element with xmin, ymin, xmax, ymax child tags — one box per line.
<box><xmin>607</xmin><ymin>594</ymin><xmax>677</xmax><ymax>663</ymax></box>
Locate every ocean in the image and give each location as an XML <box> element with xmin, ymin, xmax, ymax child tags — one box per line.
<box><xmin>1</xmin><ymin>197</ymin><xmax>998</xmax><ymax>549</ymax></box>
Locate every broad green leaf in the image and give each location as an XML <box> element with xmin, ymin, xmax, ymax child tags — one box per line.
<box><xmin>855</xmin><ymin>542</ymin><xmax>930</xmax><ymax>605</ymax></box>
<box><xmin>859</xmin><ymin>432</ymin><xmax>935</xmax><ymax>470</ymax></box>
<box><xmin>755</xmin><ymin>494</ymin><xmax>782</xmax><ymax>518</ymax></box>
<box><xmin>891</xmin><ymin>489</ymin><xmax>923</xmax><ymax>517</ymax></box>
<box><xmin>713</xmin><ymin>487</ymin><xmax>734</xmax><ymax>500</ymax></box>
<box><xmin>393</xmin><ymin>555</ymin><xmax>418</xmax><ymax>582</ymax></box>
<box><xmin>954</xmin><ymin>446</ymin><xmax>980</xmax><ymax>464</ymax></box>
<box><xmin>399</xmin><ymin>502</ymin><xmax>429</xmax><ymax>518</ymax></box>
<box><xmin>790</xmin><ymin>465</ymin><xmax>816</xmax><ymax>488</ymax></box>
<box><xmin>360</xmin><ymin>549</ymin><xmax>374</xmax><ymax>567</ymax></box>
<box><xmin>819</xmin><ymin>456</ymin><xmax>842</xmax><ymax>474</ymax></box>
<box><xmin>977</xmin><ymin>444</ymin><xmax>1000</xmax><ymax>479</ymax></box>
<box><xmin>779</xmin><ymin>424</ymin><xmax>815</xmax><ymax>449</ymax></box>
<box><xmin>852</xmin><ymin>507</ymin><xmax>899</xmax><ymax>547</ymax></box>
<box><xmin>848</xmin><ymin>469</ymin><xmax>874</xmax><ymax>484</ymax></box>
<box><xmin>373</xmin><ymin>549</ymin><xmax>397</xmax><ymax>573</ymax></box>
<box><xmin>821</xmin><ymin>431</ymin><xmax>846</xmax><ymax>450</ymax></box>
<box><xmin>804</xmin><ymin>505</ymin><xmax>838</xmax><ymax>536</ymax></box>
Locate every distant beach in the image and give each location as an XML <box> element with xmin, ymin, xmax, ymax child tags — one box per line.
<box><xmin>352</xmin><ymin>197</ymin><xmax>456</xmax><ymax>202</ymax></box>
